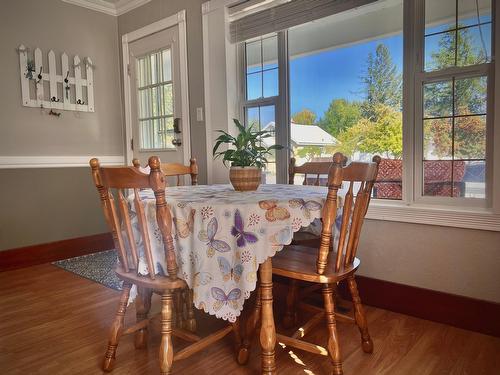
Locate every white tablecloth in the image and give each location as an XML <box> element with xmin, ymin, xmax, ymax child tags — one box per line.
<box><xmin>128</xmin><ymin>184</ymin><xmax>342</xmax><ymax>322</ymax></box>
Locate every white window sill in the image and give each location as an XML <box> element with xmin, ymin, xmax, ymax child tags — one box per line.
<box><xmin>366</xmin><ymin>200</ymin><xmax>500</xmax><ymax>231</ymax></box>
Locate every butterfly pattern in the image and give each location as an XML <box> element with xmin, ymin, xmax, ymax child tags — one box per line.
<box><xmin>217</xmin><ymin>256</ymin><xmax>243</xmax><ymax>283</ymax></box>
<box><xmin>211</xmin><ymin>287</ymin><xmax>242</xmax><ymax>311</ymax></box>
<box><xmin>269</xmin><ymin>226</ymin><xmax>294</xmax><ymax>250</ymax></box>
<box><xmin>198</xmin><ymin>217</ymin><xmax>231</xmax><ymax>257</ymax></box>
<box><xmin>231</xmin><ymin>209</ymin><xmax>258</xmax><ymax>248</ymax></box>
<box><xmin>258</xmin><ymin>200</ymin><xmax>291</xmax><ymax>222</ymax></box>
<box><xmin>288</xmin><ymin>198</ymin><xmax>322</xmax><ymax>220</ymax></box>
<box><xmin>126</xmin><ymin>184</ymin><xmax>341</xmax><ymax>323</ymax></box>
<box><xmin>174</xmin><ymin>208</ymin><xmax>195</xmax><ymax>238</ymax></box>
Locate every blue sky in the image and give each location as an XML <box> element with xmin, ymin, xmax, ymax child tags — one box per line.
<box><xmin>289</xmin><ymin>34</ymin><xmax>403</xmax><ymax>120</ymax></box>
<box><xmin>246</xmin><ymin>16</ymin><xmax>491</xmax><ymax>127</ymax></box>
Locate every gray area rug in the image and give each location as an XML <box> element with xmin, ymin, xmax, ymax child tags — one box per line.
<box><xmin>53</xmin><ymin>250</ymin><xmax>122</xmax><ymax>290</ymax></box>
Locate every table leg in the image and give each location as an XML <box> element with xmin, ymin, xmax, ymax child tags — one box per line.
<box><xmin>237</xmin><ymin>282</ymin><xmax>261</xmax><ymax>365</ymax></box>
<box><xmin>259</xmin><ymin>258</ymin><xmax>276</xmax><ymax>375</ymax></box>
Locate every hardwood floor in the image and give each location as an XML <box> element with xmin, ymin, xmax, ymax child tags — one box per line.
<box><xmin>1</xmin><ymin>264</ymin><xmax>499</xmax><ymax>375</ymax></box>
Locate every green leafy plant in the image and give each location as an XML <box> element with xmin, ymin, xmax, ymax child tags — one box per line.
<box><xmin>213</xmin><ymin>119</ymin><xmax>283</xmax><ymax>169</ymax></box>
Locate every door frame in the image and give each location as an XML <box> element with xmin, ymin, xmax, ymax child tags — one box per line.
<box><xmin>122</xmin><ymin>10</ymin><xmax>191</xmax><ymax>166</ymax></box>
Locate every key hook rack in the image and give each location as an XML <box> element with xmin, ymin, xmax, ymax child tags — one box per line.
<box><xmin>17</xmin><ymin>44</ymin><xmax>95</xmax><ymax>113</ymax></box>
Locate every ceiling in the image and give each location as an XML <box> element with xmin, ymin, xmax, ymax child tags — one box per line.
<box><xmin>61</xmin><ymin>0</ymin><xmax>152</xmax><ymax>16</ymax></box>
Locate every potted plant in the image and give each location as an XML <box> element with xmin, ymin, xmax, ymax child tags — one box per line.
<box><xmin>213</xmin><ymin>119</ymin><xmax>283</xmax><ymax>191</ymax></box>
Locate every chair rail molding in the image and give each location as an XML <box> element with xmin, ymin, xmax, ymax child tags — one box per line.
<box><xmin>0</xmin><ymin>155</ymin><xmax>125</xmax><ymax>169</ymax></box>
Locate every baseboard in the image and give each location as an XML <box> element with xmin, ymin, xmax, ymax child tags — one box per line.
<box><xmin>0</xmin><ymin>233</ymin><xmax>114</xmax><ymax>272</ymax></box>
<box><xmin>346</xmin><ymin>276</ymin><xmax>500</xmax><ymax>338</ymax></box>
<box><xmin>274</xmin><ymin>275</ymin><xmax>500</xmax><ymax>338</ymax></box>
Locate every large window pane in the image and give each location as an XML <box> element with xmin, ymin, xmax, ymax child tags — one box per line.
<box><xmin>245</xmin><ymin>105</ymin><xmax>276</xmax><ymax>184</ymax></box>
<box><xmin>288</xmin><ymin>0</ymin><xmax>403</xmax><ymax>199</ymax></box>
<box><xmin>245</xmin><ymin>35</ymin><xmax>279</xmax><ymax>100</ymax></box>
<box><xmin>422</xmin><ymin>76</ymin><xmax>487</xmax><ymax>197</ymax></box>
<box><xmin>424</xmin><ymin>0</ymin><xmax>492</xmax><ymax>72</ymax></box>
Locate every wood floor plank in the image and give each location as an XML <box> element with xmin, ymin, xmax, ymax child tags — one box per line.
<box><xmin>0</xmin><ymin>264</ymin><xmax>499</xmax><ymax>374</ymax></box>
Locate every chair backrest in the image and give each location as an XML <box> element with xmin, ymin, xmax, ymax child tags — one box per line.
<box><xmin>90</xmin><ymin>156</ymin><xmax>178</xmax><ymax>280</ymax></box>
<box><xmin>316</xmin><ymin>153</ymin><xmax>381</xmax><ymax>275</ymax></box>
<box><xmin>289</xmin><ymin>157</ymin><xmax>331</xmax><ymax>186</ymax></box>
<box><xmin>289</xmin><ymin>156</ymin><xmax>348</xmax><ymax>186</ymax></box>
<box><xmin>132</xmin><ymin>158</ymin><xmax>198</xmax><ymax>186</ymax></box>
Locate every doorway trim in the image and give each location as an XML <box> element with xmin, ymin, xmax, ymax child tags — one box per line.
<box><xmin>122</xmin><ymin>10</ymin><xmax>191</xmax><ymax>166</ymax></box>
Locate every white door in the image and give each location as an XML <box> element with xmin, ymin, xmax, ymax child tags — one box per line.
<box><xmin>128</xmin><ymin>26</ymin><xmax>186</xmax><ymax>166</ymax></box>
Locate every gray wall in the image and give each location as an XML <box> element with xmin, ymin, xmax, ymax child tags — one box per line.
<box><xmin>0</xmin><ymin>0</ymin><xmax>123</xmax><ymax>250</ymax></box>
<box><xmin>0</xmin><ymin>168</ymin><xmax>106</xmax><ymax>250</ymax></box>
<box><xmin>358</xmin><ymin>221</ymin><xmax>500</xmax><ymax>303</ymax></box>
<box><xmin>117</xmin><ymin>0</ymin><xmax>207</xmax><ymax>183</ymax></box>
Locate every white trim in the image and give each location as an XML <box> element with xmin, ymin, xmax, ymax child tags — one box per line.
<box><xmin>122</xmin><ymin>11</ymin><xmax>191</xmax><ymax>167</ymax></box>
<box><xmin>228</xmin><ymin>0</ymin><xmax>291</xmax><ymax>21</ymax></box>
<box><xmin>202</xmin><ymin>0</ymin><xmax>242</xmax><ymax>184</ymax></box>
<box><xmin>0</xmin><ymin>155</ymin><xmax>125</xmax><ymax>169</ymax></box>
<box><xmin>61</xmin><ymin>0</ymin><xmax>151</xmax><ymax>17</ymax></box>
<box><xmin>367</xmin><ymin>201</ymin><xmax>500</xmax><ymax>231</ymax></box>
<box><xmin>202</xmin><ymin>3</ymin><xmax>213</xmax><ymax>183</ymax></box>
<box><xmin>116</xmin><ymin>0</ymin><xmax>152</xmax><ymax>16</ymax></box>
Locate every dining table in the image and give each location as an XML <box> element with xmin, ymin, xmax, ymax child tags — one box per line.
<box><xmin>127</xmin><ymin>183</ymin><xmax>344</xmax><ymax>373</ymax></box>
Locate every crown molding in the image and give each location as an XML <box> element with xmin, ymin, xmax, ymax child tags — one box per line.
<box><xmin>61</xmin><ymin>0</ymin><xmax>151</xmax><ymax>17</ymax></box>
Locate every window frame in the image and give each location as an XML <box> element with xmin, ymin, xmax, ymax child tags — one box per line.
<box><xmin>232</xmin><ymin>0</ymin><xmax>500</xmax><ymax>230</ymax></box>
<box><xmin>239</xmin><ymin>31</ymin><xmax>289</xmax><ymax>184</ymax></box>
<box><xmin>412</xmin><ymin>0</ymin><xmax>494</xmax><ymax>208</ymax></box>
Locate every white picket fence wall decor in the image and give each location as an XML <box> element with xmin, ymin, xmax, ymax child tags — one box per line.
<box><xmin>17</xmin><ymin>45</ymin><xmax>95</xmax><ymax>112</ymax></box>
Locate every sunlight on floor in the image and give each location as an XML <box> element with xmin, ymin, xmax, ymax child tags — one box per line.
<box><xmin>279</xmin><ymin>341</ymin><xmax>317</xmax><ymax>375</ymax></box>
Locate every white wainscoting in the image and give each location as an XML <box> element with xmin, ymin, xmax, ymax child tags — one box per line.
<box><xmin>0</xmin><ymin>155</ymin><xmax>125</xmax><ymax>168</ymax></box>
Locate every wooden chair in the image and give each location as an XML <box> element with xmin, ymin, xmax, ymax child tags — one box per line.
<box><xmin>285</xmin><ymin>157</ymin><xmax>346</xmax><ymax>328</ymax></box>
<box><xmin>288</xmin><ymin>157</ymin><xmax>333</xmax><ymax>246</ymax></box>
<box><xmin>289</xmin><ymin>157</ymin><xmax>332</xmax><ymax>186</ymax></box>
<box><xmin>132</xmin><ymin>158</ymin><xmax>198</xmax><ymax>186</ymax></box>
<box><xmin>132</xmin><ymin>158</ymin><xmax>199</xmax><ymax>330</ymax></box>
<box><xmin>90</xmin><ymin>156</ymin><xmax>239</xmax><ymax>374</ymax></box>
<box><xmin>273</xmin><ymin>153</ymin><xmax>381</xmax><ymax>375</ymax></box>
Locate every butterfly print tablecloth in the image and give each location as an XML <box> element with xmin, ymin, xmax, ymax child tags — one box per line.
<box><xmin>128</xmin><ymin>184</ymin><xmax>343</xmax><ymax>322</ymax></box>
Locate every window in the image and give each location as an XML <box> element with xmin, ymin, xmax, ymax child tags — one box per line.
<box><xmin>417</xmin><ymin>0</ymin><xmax>493</xmax><ymax>201</ymax></box>
<box><xmin>288</xmin><ymin>1</ymin><xmax>403</xmax><ymax>199</ymax></box>
<box><xmin>136</xmin><ymin>49</ymin><xmax>174</xmax><ymax>150</ymax></box>
<box><xmin>237</xmin><ymin>0</ymin><xmax>495</xmax><ymax>212</ymax></box>
<box><xmin>242</xmin><ymin>34</ymin><xmax>282</xmax><ymax>184</ymax></box>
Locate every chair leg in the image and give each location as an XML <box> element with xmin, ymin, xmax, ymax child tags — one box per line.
<box><xmin>134</xmin><ymin>287</ymin><xmax>152</xmax><ymax>349</ymax></box>
<box><xmin>347</xmin><ymin>276</ymin><xmax>373</xmax><ymax>353</ymax></box>
<box><xmin>323</xmin><ymin>284</ymin><xmax>343</xmax><ymax>375</ymax></box>
<box><xmin>103</xmin><ymin>282</ymin><xmax>132</xmax><ymax>372</ymax></box>
<box><xmin>259</xmin><ymin>258</ymin><xmax>276</xmax><ymax>375</ymax></box>
<box><xmin>175</xmin><ymin>289</ymin><xmax>184</xmax><ymax>328</ymax></box>
<box><xmin>282</xmin><ymin>279</ymin><xmax>299</xmax><ymax>329</ymax></box>
<box><xmin>184</xmin><ymin>288</ymin><xmax>197</xmax><ymax>332</ymax></box>
<box><xmin>159</xmin><ymin>291</ymin><xmax>174</xmax><ymax>375</ymax></box>
<box><xmin>237</xmin><ymin>283</ymin><xmax>262</xmax><ymax>365</ymax></box>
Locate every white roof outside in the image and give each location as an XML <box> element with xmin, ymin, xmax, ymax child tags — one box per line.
<box><xmin>264</xmin><ymin>122</ymin><xmax>338</xmax><ymax>147</ymax></box>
